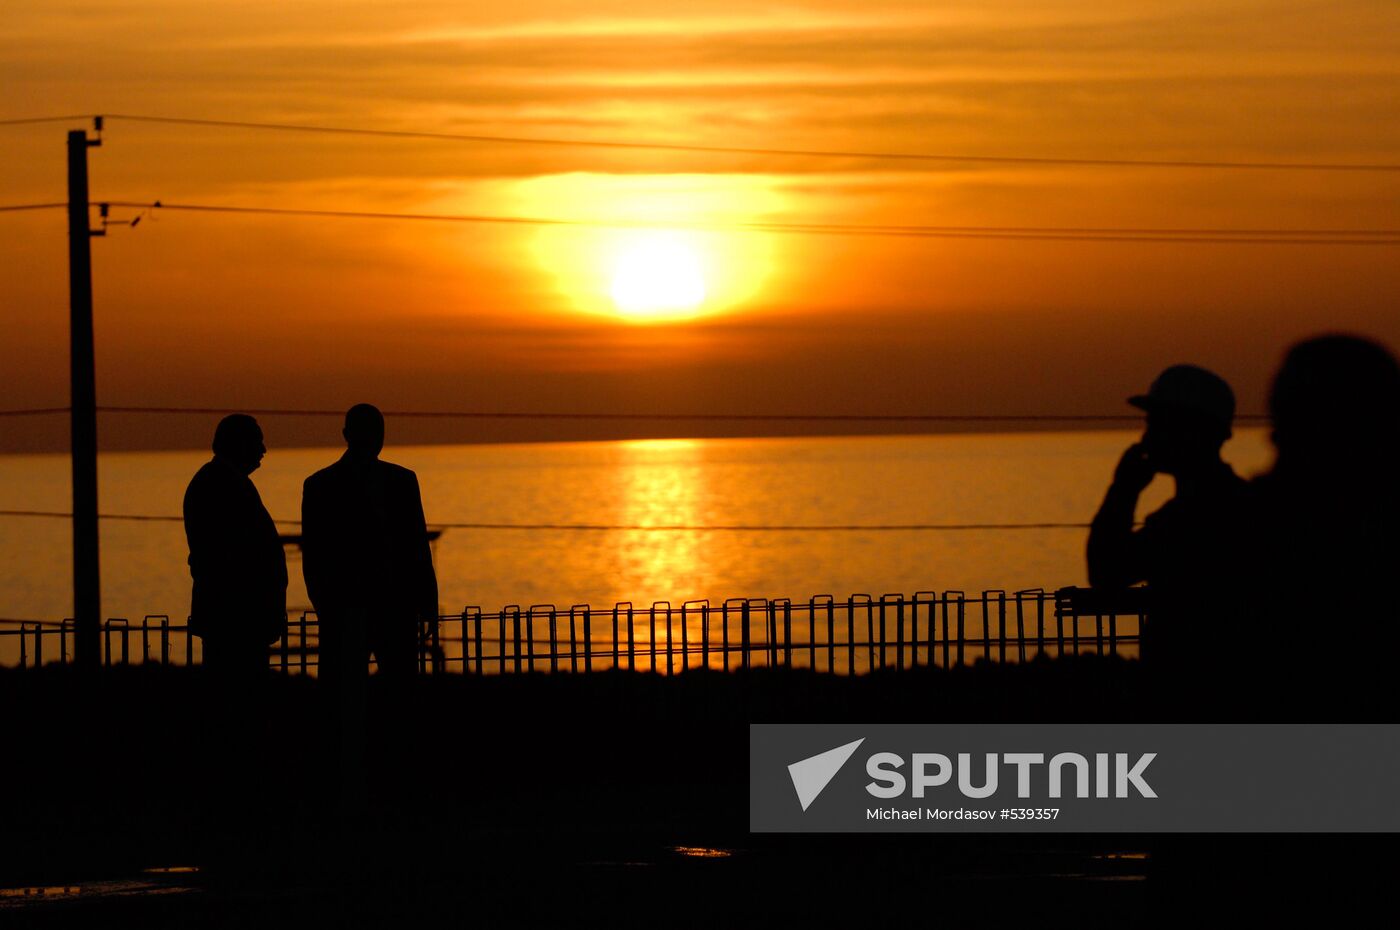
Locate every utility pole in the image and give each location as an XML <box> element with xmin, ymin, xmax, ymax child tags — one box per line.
<box><xmin>67</xmin><ymin>119</ymin><xmax>102</xmax><ymax>667</ymax></box>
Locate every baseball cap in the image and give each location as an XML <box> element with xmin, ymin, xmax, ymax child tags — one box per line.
<box><xmin>1129</xmin><ymin>364</ymin><xmax>1235</xmax><ymax>432</ymax></box>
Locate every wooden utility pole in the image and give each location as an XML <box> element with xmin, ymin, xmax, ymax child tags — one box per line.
<box><xmin>67</xmin><ymin>121</ymin><xmax>101</xmax><ymax>667</ymax></box>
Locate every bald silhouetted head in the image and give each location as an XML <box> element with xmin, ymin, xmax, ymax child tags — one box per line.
<box><xmin>343</xmin><ymin>403</ymin><xmax>385</xmax><ymax>458</ymax></box>
<box><xmin>211</xmin><ymin>414</ymin><xmax>265</xmax><ymax>475</ymax></box>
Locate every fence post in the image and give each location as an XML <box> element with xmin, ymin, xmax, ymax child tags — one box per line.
<box><xmin>999</xmin><ymin>591</ymin><xmax>1009</xmax><ymax>662</ymax></box>
<box><xmin>626</xmin><ymin>603</ymin><xmax>636</xmax><ymax>672</ymax></box>
<box><xmin>876</xmin><ymin>598</ymin><xmax>887</xmax><ymax>670</ymax></box>
<box><xmin>724</xmin><ymin>598</ymin><xmax>744</xmax><ymax>672</ymax></box>
<box><xmin>651</xmin><ymin>602</ymin><xmax>664</xmax><ymax>675</ymax></box>
<box><xmin>907</xmin><ymin>596</ymin><xmax>916</xmax><ymax>668</ymax></box>
<box><xmin>660</xmin><ymin>602</ymin><xmax>672</xmax><ymax>675</ymax></box>
<box><xmin>505</xmin><ymin>605</ymin><xmax>520</xmax><ymax>673</ymax></box>
<box><xmin>1014</xmin><ymin>593</ymin><xmax>1027</xmax><ymax>662</ymax></box>
<box><xmin>860</xmin><ymin>596</ymin><xmax>875</xmax><ymax>671</ymax></box>
<box><xmin>678</xmin><ymin>602</ymin><xmax>687</xmax><ymax>673</ymax></box>
<box><xmin>607</xmin><ymin>607</ymin><xmax>618</xmax><ymax>672</ymax></box>
<box><xmin>548</xmin><ymin>607</ymin><xmax>558</xmax><ymax>672</ymax></box>
<box><xmin>913</xmin><ymin>592</ymin><xmax>935</xmax><ymax>669</ymax></box>
<box><xmin>567</xmin><ymin>607</ymin><xmax>577</xmax><ymax>673</ymax></box>
<box><xmin>611</xmin><ymin>604</ymin><xmax>620</xmax><ymax>671</ymax></box>
<box><xmin>682</xmin><ymin>600</ymin><xmax>707</xmax><ymax>673</ymax></box>
<box><xmin>979</xmin><ymin>593</ymin><xmax>994</xmax><ymax>664</ymax></box>
<box><xmin>845</xmin><ymin>596</ymin><xmax>860</xmax><ymax>674</ymax></box>
<box><xmin>470</xmin><ymin>608</ymin><xmax>483</xmax><ymax>675</ymax></box>
<box><xmin>496</xmin><ymin>608</ymin><xmax>506</xmax><ymax>673</ymax></box>
<box><xmin>1034</xmin><ymin>591</ymin><xmax>1046</xmax><ymax>656</ymax></box>
<box><xmin>821</xmin><ymin>596</ymin><xmax>835</xmax><ymax>673</ymax></box>
<box><xmin>779</xmin><ymin>599</ymin><xmax>792</xmax><ymax>668</ymax></box>
<box><xmin>897</xmin><ymin>596</ymin><xmax>905</xmax><ymax>670</ymax></box>
<box><xmin>765</xmin><ymin>601</ymin><xmax>776</xmax><ymax>667</ymax></box>
<box><xmin>879</xmin><ymin>595</ymin><xmax>904</xmax><ymax>670</ymax></box>
<box><xmin>947</xmin><ymin>592</ymin><xmax>965</xmax><ymax>667</ymax></box>
<box><xmin>697</xmin><ymin>601</ymin><xmax>708</xmax><ymax>671</ymax></box>
<box><xmin>741</xmin><ymin>601</ymin><xmax>750</xmax><ymax>670</ymax></box>
<box><xmin>538</xmin><ymin>606</ymin><xmax>557</xmax><ymax>673</ymax></box>
<box><xmin>574</xmin><ymin>605</ymin><xmax>589</xmax><ymax>673</ymax></box>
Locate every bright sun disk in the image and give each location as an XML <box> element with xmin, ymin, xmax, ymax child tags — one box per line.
<box><xmin>609</xmin><ymin>233</ymin><xmax>707</xmax><ymax>320</ymax></box>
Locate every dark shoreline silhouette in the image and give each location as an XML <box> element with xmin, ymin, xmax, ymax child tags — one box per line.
<box><xmin>4</xmin><ymin>660</ymin><xmax>1394</xmax><ymax>926</ymax></box>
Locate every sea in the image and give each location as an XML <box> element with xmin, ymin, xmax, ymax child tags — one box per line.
<box><xmin>0</xmin><ymin>429</ymin><xmax>1275</xmax><ymax>646</ymax></box>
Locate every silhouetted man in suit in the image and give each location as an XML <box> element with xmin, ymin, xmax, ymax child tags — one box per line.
<box><xmin>1087</xmin><ymin>365</ymin><xmax>1250</xmax><ymax>691</ymax></box>
<box><xmin>183</xmin><ymin>414</ymin><xmax>288</xmax><ymax>674</ymax></box>
<box><xmin>302</xmin><ymin>404</ymin><xmax>438</xmax><ymax>683</ymax></box>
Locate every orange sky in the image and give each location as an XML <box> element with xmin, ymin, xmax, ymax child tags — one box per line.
<box><xmin>2</xmin><ymin>0</ymin><xmax>1398</xmax><ymax>451</ymax></box>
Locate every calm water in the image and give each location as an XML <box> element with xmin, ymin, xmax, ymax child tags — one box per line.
<box><xmin>0</xmin><ymin>429</ymin><xmax>1273</xmax><ymax>633</ymax></box>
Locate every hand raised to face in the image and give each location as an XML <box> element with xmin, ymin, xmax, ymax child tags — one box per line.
<box><xmin>1112</xmin><ymin>442</ymin><xmax>1157</xmax><ymax>494</ymax></box>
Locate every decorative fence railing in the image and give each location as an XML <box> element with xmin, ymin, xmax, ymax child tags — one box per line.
<box><xmin>0</xmin><ymin>587</ymin><xmax>1147</xmax><ymax>675</ymax></box>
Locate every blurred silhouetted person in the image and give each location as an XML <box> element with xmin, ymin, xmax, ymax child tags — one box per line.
<box><xmin>183</xmin><ymin>414</ymin><xmax>288</xmax><ymax>674</ymax></box>
<box><xmin>1250</xmin><ymin>334</ymin><xmax>1400</xmax><ymax>713</ymax></box>
<box><xmin>302</xmin><ymin>404</ymin><xmax>438</xmax><ymax>684</ymax></box>
<box><xmin>1087</xmin><ymin>365</ymin><xmax>1250</xmax><ymax>689</ymax></box>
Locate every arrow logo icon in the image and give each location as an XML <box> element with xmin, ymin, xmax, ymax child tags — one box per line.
<box><xmin>787</xmin><ymin>738</ymin><xmax>865</xmax><ymax>811</ymax></box>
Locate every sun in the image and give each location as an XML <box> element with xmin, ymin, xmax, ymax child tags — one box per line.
<box><xmin>508</xmin><ymin>173</ymin><xmax>781</xmax><ymax>324</ymax></box>
<box><xmin>609</xmin><ymin>232</ymin><xmax>707</xmax><ymax>321</ymax></box>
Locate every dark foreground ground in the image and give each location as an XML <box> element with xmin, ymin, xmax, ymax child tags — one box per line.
<box><xmin>0</xmin><ymin>660</ymin><xmax>1388</xmax><ymax>926</ymax></box>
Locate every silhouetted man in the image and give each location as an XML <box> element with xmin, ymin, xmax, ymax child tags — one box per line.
<box><xmin>1249</xmin><ymin>334</ymin><xmax>1400</xmax><ymax>713</ymax></box>
<box><xmin>1087</xmin><ymin>365</ymin><xmax>1250</xmax><ymax>683</ymax></box>
<box><xmin>302</xmin><ymin>404</ymin><xmax>438</xmax><ymax>682</ymax></box>
<box><xmin>183</xmin><ymin>414</ymin><xmax>288</xmax><ymax>674</ymax></box>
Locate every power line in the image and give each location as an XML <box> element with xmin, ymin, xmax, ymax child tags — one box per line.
<box><xmin>0</xmin><ymin>510</ymin><xmax>197</xmax><ymax>524</ymax></box>
<box><xmin>95</xmin><ymin>113</ymin><xmax>1400</xmax><ymax>173</ymax></box>
<box><xmin>89</xmin><ymin>405</ymin><xmax>1272</xmax><ymax>422</ymax></box>
<box><xmin>94</xmin><ymin>200</ymin><xmax>1400</xmax><ymax>245</ymax></box>
<box><xmin>0</xmin><ymin>115</ymin><xmax>93</xmax><ymax>127</ymax></box>
<box><xmin>0</xmin><ymin>407</ymin><xmax>71</xmax><ymax>417</ymax></box>
<box><xmin>9</xmin><ymin>113</ymin><xmax>1396</xmax><ymax>172</ymax></box>
<box><xmin>0</xmin><ymin>199</ymin><xmax>1388</xmax><ymax>242</ymax></box>
<box><xmin>0</xmin><ymin>509</ymin><xmax>1092</xmax><ymax>531</ymax></box>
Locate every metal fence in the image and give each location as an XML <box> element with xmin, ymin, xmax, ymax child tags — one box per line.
<box><xmin>0</xmin><ymin>587</ymin><xmax>1146</xmax><ymax>675</ymax></box>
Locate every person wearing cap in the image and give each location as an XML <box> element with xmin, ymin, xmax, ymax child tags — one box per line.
<box><xmin>1087</xmin><ymin>365</ymin><xmax>1251</xmax><ymax>683</ymax></box>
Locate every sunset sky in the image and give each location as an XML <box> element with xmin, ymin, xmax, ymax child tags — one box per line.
<box><xmin>3</xmin><ymin>0</ymin><xmax>1398</xmax><ymax>451</ymax></box>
